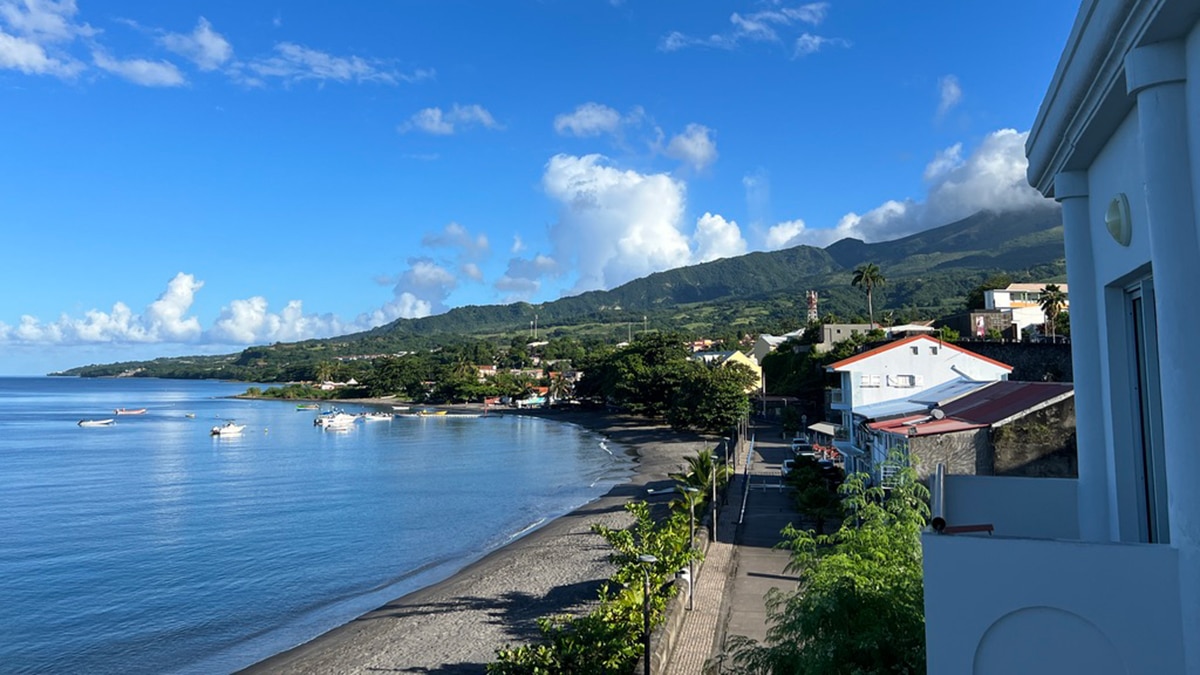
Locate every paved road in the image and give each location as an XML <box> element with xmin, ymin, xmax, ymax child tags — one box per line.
<box><xmin>665</xmin><ymin>425</ymin><xmax>802</xmax><ymax>674</ymax></box>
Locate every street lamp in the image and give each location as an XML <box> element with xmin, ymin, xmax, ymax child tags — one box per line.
<box><xmin>682</xmin><ymin>486</ymin><xmax>699</xmax><ymax>610</ymax></box>
<box><xmin>638</xmin><ymin>553</ymin><xmax>658</xmax><ymax>675</ymax></box>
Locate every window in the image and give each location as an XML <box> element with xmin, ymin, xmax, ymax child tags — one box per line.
<box><xmin>910</xmin><ymin>346</ymin><xmax>919</xmax><ymax>355</ymax></box>
<box><xmin>859</xmin><ymin>373</ymin><xmax>881</xmax><ymax>388</ymax></box>
<box><xmin>891</xmin><ymin>374</ymin><xmax>916</xmax><ymax>388</ymax></box>
<box><xmin>930</xmin><ymin>346</ymin><xmax>939</xmax><ymax>355</ymax></box>
<box><xmin>1127</xmin><ymin>278</ymin><xmax>1168</xmax><ymax>543</ymax></box>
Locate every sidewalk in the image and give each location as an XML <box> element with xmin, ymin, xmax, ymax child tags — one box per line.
<box><xmin>666</xmin><ymin>426</ymin><xmax>800</xmax><ymax>674</ymax></box>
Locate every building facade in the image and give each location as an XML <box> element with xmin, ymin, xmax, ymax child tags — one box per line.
<box><xmin>923</xmin><ymin>3</ymin><xmax>1200</xmax><ymax>673</ymax></box>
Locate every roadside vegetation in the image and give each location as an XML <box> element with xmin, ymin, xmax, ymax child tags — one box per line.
<box><xmin>489</xmin><ymin>448</ymin><xmax>731</xmax><ymax>673</ymax></box>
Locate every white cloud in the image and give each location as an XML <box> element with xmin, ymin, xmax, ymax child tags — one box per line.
<box><xmin>511</xmin><ymin>234</ymin><xmax>526</xmax><ymax>254</ymax></box>
<box><xmin>660</xmin><ymin>2</ymin><xmax>837</xmax><ymax>53</ymax></box>
<box><xmin>494</xmin><ymin>254</ymin><xmax>560</xmax><ymax>300</ymax></box>
<box><xmin>0</xmin><ymin>272</ymin><xmax>203</xmax><ymax>345</ymax></box>
<box><xmin>159</xmin><ymin>17</ymin><xmax>232</xmax><ymax>71</ymax></box>
<box><xmin>93</xmin><ymin>49</ymin><xmax>186</xmax><ymax>87</ymax></box>
<box><xmin>664</xmin><ymin>123</ymin><xmax>718</xmax><ymax>171</ymax></box>
<box><xmin>543</xmin><ymin>154</ymin><xmax>691</xmax><ymax>292</ymax></box>
<box><xmin>209</xmin><ymin>297</ymin><xmax>345</xmax><ymax>344</ymax></box>
<box><xmin>0</xmin><ymin>0</ymin><xmax>92</xmax><ymax>43</ymax></box>
<box><xmin>421</xmin><ymin>221</ymin><xmax>490</xmax><ymax>258</ymax></box>
<box><xmin>937</xmin><ymin>74</ymin><xmax>962</xmax><ymax>118</ymax></box>
<box><xmin>766</xmin><ymin>218</ymin><xmax>807</xmax><ymax>249</ymax></box>
<box><xmin>0</xmin><ymin>28</ymin><xmax>79</xmax><ymax>76</ymax></box>
<box><xmin>554</xmin><ymin>102</ymin><xmax>622</xmax><ymax>137</ymax></box>
<box><xmin>357</xmin><ymin>258</ymin><xmax>459</xmax><ymax>326</ymax></box>
<box><xmin>399</xmin><ymin>104</ymin><xmax>501</xmax><ymax>135</ymax></box>
<box><xmin>247</xmin><ymin>42</ymin><xmax>431</xmax><ymax>85</ymax></box>
<box><xmin>794</xmin><ymin>33</ymin><xmax>849</xmax><ymax>57</ymax></box>
<box><xmin>0</xmin><ymin>0</ymin><xmax>89</xmax><ymax>78</ymax></box>
<box><xmin>766</xmin><ymin>128</ymin><xmax>1054</xmax><ymax>249</ymax></box>
<box><xmin>693</xmin><ymin>213</ymin><xmax>747</xmax><ymax>262</ymax></box>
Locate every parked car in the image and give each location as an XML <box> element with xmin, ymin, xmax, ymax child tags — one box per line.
<box><xmin>791</xmin><ymin>438</ymin><xmax>816</xmax><ymax>457</ymax></box>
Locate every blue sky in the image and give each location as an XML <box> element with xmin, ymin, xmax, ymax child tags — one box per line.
<box><xmin>0</xmin><ymin>1</ymin><xmax>1080</xmax><ymax>376</ymax></box>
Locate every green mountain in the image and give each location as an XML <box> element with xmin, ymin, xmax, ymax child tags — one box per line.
<box><xmin>57</xmin><ymin>204</ymin><xmax>1065</xmax><ymax>379</ymax></box>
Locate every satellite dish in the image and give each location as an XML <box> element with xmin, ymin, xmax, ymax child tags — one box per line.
<box><xmin>931</xmin><ymin>408</ymin><xmax>946</xmax><ymax>420</ymax></box>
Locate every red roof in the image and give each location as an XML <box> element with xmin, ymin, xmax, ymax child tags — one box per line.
<box><xmin>825</xmin><ymin>335</ymin><xmax>1013</xmax><ymax>372</ymax></box>
<box><xmin>869</xmin><ymin>380</ymin><xmax>1074</xmax><ymax>437</ymax></box>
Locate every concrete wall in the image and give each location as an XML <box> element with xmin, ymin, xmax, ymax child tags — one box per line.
<box><xmin>939</xmin><ymin>474</ymin><xmax>1079</xmax><ymax>540</ymax></box>
<box><xmin>992</xmin><ymin>397</ymin><xmax>1077</xmax><ymax>477</ymax></box>
<box><xmin>924</xmin><ymin>534</ymin><xmax>1183</xmax><ymax>675</ymax></box>
<box><xmin>953</xmin><ymin>341</ymin><xmax>1074</xmax><ymax>382</ymax></box>
<box><xmin>912</xmin><ymin>430</ymin><xmax>992</xmax><ymax>479</ymax></box>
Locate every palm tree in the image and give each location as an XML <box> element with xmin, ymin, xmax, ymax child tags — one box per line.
<box><xmin>547</xmin><ymin>374</ymin><xmax>572</xmax><ymax>402</ymax></box>
<box><xmin>851</xmin><ymin>263</ymin><xmax>886</xmax><ymax>326</ymax></box>
<box><xmin>669</xmin><ymin>448</ymin><xmax>733</xmax><ymax>495</ymax></box>
<box><xmin>1039</xmin><ymin>283</ymin><xmax>1067</xmax><ymax>340</ymax></box>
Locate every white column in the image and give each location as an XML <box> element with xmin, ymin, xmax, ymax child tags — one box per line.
<box><xmin>1053</xmin><ymin>171</ymin><xmax>1109</xmax><ymax>542</ymax></box>
<box><xmin>1126</xmin><ymin>40</ymin><xmax>1200</xmax><ymax>673</ymax></box>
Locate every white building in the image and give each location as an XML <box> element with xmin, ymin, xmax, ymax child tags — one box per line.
<box><xmin>751</xmin><ymin>329</ymin><xmax>804</xmax><ymax>364</ymax></box>
<box><xmin>825</xmin><ymin>335</ymin><xmax>1011</xmax><ymax>476</ymax></box>
<box><xmin>924</xmin><ymin>2</ymin><xmax>1200</xmax><ymax>673</ymax></box>
<box><xmin>984</xmin><ymin>282</ymin><xmax>1070</xmax><ymax>335</ymax></box>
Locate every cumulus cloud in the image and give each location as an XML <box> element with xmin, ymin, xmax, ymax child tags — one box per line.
<box><xmin>421</xmin><ymin>221</ymin><xmax>490</xmax><ymax>279</ymax></box>
<box><xmin>399</xmin><ymin>104</ymin><xmax>501</xmax><ymax>135</ymax></box>
<box><xmin>937</xmin><ymin>74</ymin><xmax>962</xmax><ymax>118</ymax></box>
<box><xmin>660</xmin><ymin>2</ymin><xmax>842</xmax><ymax>54</ymax></box>
<box><xmin>766</xmin><ymin>128</ymin><xmax>1055</xmax><ymax>249</ymax></box>
<box><xmin>159</xmin><ymin>17</ymin><xmax>232</xmax><ymax>71</ymax></box>
<box><xmin>664</xmin><ymin>123</ymin><xmax>718</xmax><ymax>171</ymax></box>
<box><xmin>209</xmin><ymin>297</ymin><xmax>346</xmax><ymax>344</ymax></box>
<box><xmin>693</xmin><ymin>213</ymin><xmax>747</xmax><ymax>262</ymax></box>
<box><xmin>554</xmin><ymin>102</ymin><xmax>623</xmax><ymax>137</ymax></box>
<box><xmin>0</xmin><ymin>272</ymin><xmax>203</xmax><ymax>345</ymax></box>
<box><xmin>356</xmin><ymin>258</ymin><xmax>459</xmax><ymax>327</ymax></box>
<box><xmin>92</xmin><ymin>48</ymin><xmax>186</xmax><ymax>87</ymax></box>
<box><xmin>543</xmin><ymin>154</ymin><xmax>690</xmax><ymax>292</ymax></box>
<box><xmin>246</xmin><ymin>42</ymin><xmax>432</xmax><ymax>86</ymax></box>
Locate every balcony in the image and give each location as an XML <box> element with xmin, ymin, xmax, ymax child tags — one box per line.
<box><xmin>923</xmin><ymin>475</ymin><xmax>1185</xmax><ymax>674</ymax></box>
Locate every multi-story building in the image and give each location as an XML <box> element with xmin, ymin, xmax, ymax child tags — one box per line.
<box><xmin>984</xmin><ymin>282</ymin><xmax>1070</xmax><ymax>336</ymax></box>
<box><xmin>924</xmin><ymin>2</ymin><xmax>1200</xmax><ymax>672</ymax></box>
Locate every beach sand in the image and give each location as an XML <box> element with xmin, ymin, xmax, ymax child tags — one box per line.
<box><xmin>241</xmin><ymin>409</ymin><xmax>711</xmax><ymax>674</ymax></box>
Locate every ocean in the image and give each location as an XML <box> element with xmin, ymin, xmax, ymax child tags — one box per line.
<box><xmin>0</xmin><ymin>377</ymin><xmax>631</xmax><ymax>674</ymax></box>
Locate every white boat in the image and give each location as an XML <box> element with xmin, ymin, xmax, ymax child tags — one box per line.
<box><xmin>391</xmin><ymin>405</ymin><xmax>410</xmax><ymax>411</ymax></box>
<box><xmin>78</xmin><ymin>419</ymin><xmax>115</xmax><ymax>427</ymax></box>
<box><xmin>361</xmin><ymin>412</ymin><xmax>392</xmax><ymax>422</ymax></box>
<box><xmin>314</xmin><ymin>412</ymin><xmax>357</xmax><ymax>428</ymax></box>
<box><xmin>211</xmin><ymin>422</ymin><xmax>246</xmax><ymax>436</ymax></box>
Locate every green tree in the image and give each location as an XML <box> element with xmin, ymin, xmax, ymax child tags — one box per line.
<box><xmin>1039</xmin><ymin>283</ymin><xmax>1067</xmax><ymax>340</ymax></box>
<box><xmin>964</xmin><ymin>273</ymin><xmax>1012</xmax><ymax>310</ymax></box>
<box><xmin>851</xmin><ymin>263</ymin><xmax>886</xmax><ymax>327</ymax></box>
<box><xmin>666</xmin><ymin>362</ymin><xmax>756</xmax><ymax>433</ymax></box>
<box><xmin>725</xmin><ymin>452</ymin><xmax>929</xmax><ymax>674</ymax></box>
<box><xmin>669</xmin><ymin>447</ymin><xmax>734</xmax><ymax>497</ymax></box>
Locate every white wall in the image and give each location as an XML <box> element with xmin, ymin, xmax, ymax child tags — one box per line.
<box><xmin>838</xmin><ymin>338</ymin><xmax>1008</xmax><ymax>409</ymax></box>
<box><xmin>941</xmin><ymin>475</ymin><xmax>1078</xmax><ymax>540</ymax></box>
<box><xmin>924</xmin><ymin>535</ymin><xmax>1184</xmax><ymax>675</ymax></box>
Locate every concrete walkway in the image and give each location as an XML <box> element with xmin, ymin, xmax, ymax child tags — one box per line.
<box><xmin>665</xmin><ymin>427</ymin><xmax>801</xmax><ymax>673</ymax></box>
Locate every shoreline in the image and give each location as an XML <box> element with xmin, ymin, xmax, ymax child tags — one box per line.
<box><xmin>240</xmin><ymin>407</ymin><xmax>708</xmax><ymax>674</ymax></box>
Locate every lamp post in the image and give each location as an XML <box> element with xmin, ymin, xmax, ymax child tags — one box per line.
<box><xmin>638</xmin><ymin>553</ymin><xmax>658</xmax><ymax>675</ymax></box>
<box><xmin>682</xmin><ymin>486</ymin><xmax>699</xmax><ymax>610</ymax></box>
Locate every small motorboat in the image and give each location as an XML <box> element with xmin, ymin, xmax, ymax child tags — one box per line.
<box><xmin>185</xmin><ymin>413</ymin><xmax>196</xmax><ymax>419</ymax></box>
<box><xmin>314</xmin><ymin>412</ymin><xmax>357</xmax><ymax>428</ymax></box>
<box><xmin>211</xmin><ymin>422</ymin><xmax>246</xmax><ymax>436</ymax></box>
<box><xmin>295</xmin><ymin>403</ymin><xmax>320</xmax><ymax>411</ymax></box>
<box><xmin>361</xmin><ymin>412</ymin><xmax>392</xmax><ymax>422</ymax></box>
<box><xmin>78</xmin><ymin>419</ymin><xmax>115</xmax><ymax>427</ymax></box>
<box><xmin>114</xmin><ymin>408</ymin><xmax>147</xmax><ymax>415</ymax></box>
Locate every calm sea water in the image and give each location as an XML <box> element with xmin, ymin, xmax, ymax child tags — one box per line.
<box><xmin>0</xmin><ymin>377</ymin><xmax>631</xmax><ymax>674</ymax></box>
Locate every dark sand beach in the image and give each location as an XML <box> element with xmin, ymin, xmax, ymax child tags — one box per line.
<box><xmin>242</xmin><ymin>408</ymin><xmax>711</xmax><ymax>674</ymax></box>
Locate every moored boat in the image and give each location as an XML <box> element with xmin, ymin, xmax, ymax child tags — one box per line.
<box><xmin>361</xmin><ymin>412</ymin><xmax>392</xmax><ymax>422</ymax></box>
<box><xmin>78</xmin><ymin>419</ymin><xmax>115</xmax><ymax>427</ymax></box>
<box><xmin>295</xmin><ymin>403</ymin><xmax>320</xmax><ymax>411</ymax></box>
<box><xmin>211</xmin><ymin>422</ymin><xmax>246</xmax><ymax>436</ymax></box>
<box><xmin>114</xmin><ymin>408</ymin><xmax>147</xmax><ymax>415</ymax></box>
<box><xmin>314</xmin><ymin>411</ymin><xmax>357</xmax><ymax>428</ymax></box>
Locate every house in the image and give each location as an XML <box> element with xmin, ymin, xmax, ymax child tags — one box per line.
<box><xmin>885</xmin><ymin>322</ymin><xmax>937</xmax><ymax>339</ymax></box>
<box><xmin>865</xmin><ymin>380</ymin><xmax>1075</xmax><ymax>480</ymax></box>
<box><xmin>924</xmin><ymin>3</ymin><xmax>1199</xmax><ymax>673</ymax></box>
<box><xmin>476</xmin><ymin>365</ymin><xmax>498</xmax><ymax>380</ymax></box>
<box><xmin>690</xmin><ymin>350</ymin><xmax>763</xmax><ymax>393</ymax></box>
<box><xmin>751</xmin><ymin>328</ymin><xmax>804</xmax><ymax>364</ymax></box>
<box><xmin>812</xmin><ymin>323</ymin><xmax>875</xmax><ymax>353</ymax></box>
<box><xmin>984</xmin><ymin>282</ymin><xmax>1070</xmax><ymax>335</ymax></box>
<box><xmin>825</xmin><ymin>335</ymin><xmax>1012</xmax><ymax>477</ymax></box>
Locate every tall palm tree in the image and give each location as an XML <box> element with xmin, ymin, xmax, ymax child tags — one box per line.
<box><xmin>851</xmin><ymin>263</ymin><xmax>886</xmax><ymax>326</ymax></box>
<box><xmin>1039</xmin><ymin>283</ymin><xmax>1067</xmax><ymax>340</ymax></box>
